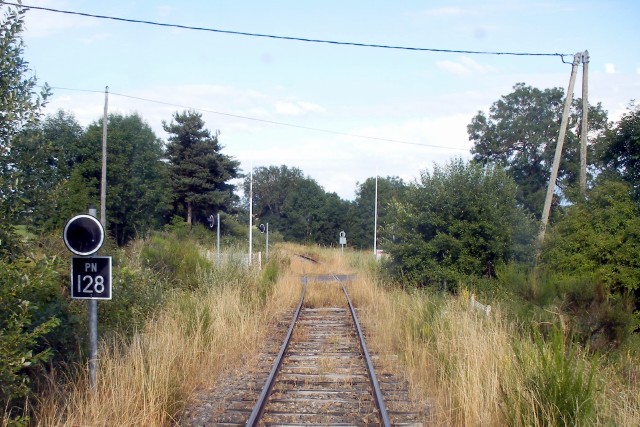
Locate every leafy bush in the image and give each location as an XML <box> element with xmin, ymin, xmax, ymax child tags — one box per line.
<box><xmin>540</xmin><ymin>180</ymin><xmax>640</xmax><ymax>347</ymax></box>
<box><xmin>387</xmin><ymin>158</ymin><xmax>536</xmax><ymax>288</ymax></box>
<box><xmin>140</xmin><ymin>232</ymin><xmax>213</xmax><ymax>290</ymax></box>
<box><xmin>0</xmin><ymin>259</ymin><xmax>66</xmax><ymax>422</ymax></box>
<box><xmin>497</xmin><ymin>262</ymin><xmax>636</xmax><ymax>350</ymax></box>
<box><xmin>97</xmin><ymin>264</ymin><xmax>171</xmax><ymax>338</ymax></box>
<box><xmin>542</xmin><ymin>180</ymin><xmax>640</xmax><ymax>301</ymax></box>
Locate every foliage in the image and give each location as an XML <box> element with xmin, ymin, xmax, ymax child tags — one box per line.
<box><xmin>0</xmin><ymin>0</ymin><xmax>49</xmax><ymax>259</ymax></box>
<box><xmin>0</xmin><ymin>258</ymin><xmax>68</xmax><ymax>421</ymax></box>
<box><xmin>77</xmin><ymin>113</ymin><xmax>171</xmax><ymax>245</ymax></box>
<box><xmin>7</xmin><ymin>110</ymin><xmax>84</xmax><ymax>230</ymax></box>
<box><xmin>387</xmin><ymin>158</ymin><xmax>536</xmax><ymax>288</ymax></box>
<box><xmin>497</xmin><ymin>262</ymin><xmax>635</xmax><ymax>350</ymax></box>
<box><xmin>504</xmin><ymin>327</ymin><xmax>597</xmax><ymax>426</ymax></box>
<box><xmin>0</xmin><ymin>221</ymin><xmax>23</xmax><ymax>262</ymax></box>
<box><xmin>140</xmin><ymin>232</ymin><xmax>213</xmax><ymax>291</ymax></box>
<box><xmin>346</xmin><ymin>176</ymin><xmax>406</xmax><ymax>249</ymax></box>
<box><xmin>281</xmin><ymin>177</ymin><xmax>348</xmax><ymax>244</ymax></box>
<box><xmin>538</xmin><ymin>180</ymin><xmax>640</xmax><ymax>346</ymax></box>
<box><xmin>244</xmin><ymin>165</ymin><xmax>351</xmax><ymax>245</ymax></box>
<box><xmin>164</xmin><ymin>110</ymin><xmax>240</xmax><ymax>225</ymax></box>
<box><xmin>542</xmin><ymin>180</ymin><xmax>640</xmax><ymax>300</ymax></box>
<box><xmin>243</xmin><ymin>164</ymin><xmax>304</xmax><ymax>222</ymax></box>
<box><xmin>96</xmin><ymin>263</ymin><xmax>170</xmax><ymax>339</ymax></box>
<box><xmin>0</xmin><ymin>1</ymin><xmax>49</xmax><ymax>165</ymax></box>
<box><xmin>468</xmin><ymin>83</ymin><xmax>609</xmax><ymax>217</ymax></box>
<box><xmin>601</xmin><ymin>103</ymin><xmax>640</xmax><ymax>202</ymax></box>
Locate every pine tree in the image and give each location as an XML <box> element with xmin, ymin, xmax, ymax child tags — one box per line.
<box><xmin>163</xmin><ymin>110</ymin><xmax>240</xmax><ymax>224</ymax></box>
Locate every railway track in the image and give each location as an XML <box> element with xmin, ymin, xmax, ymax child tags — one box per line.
<box><xmin>184</xmin><ymin>262</ymin><xmax>424</xmax><ymax>426</ymax></box>
<box><xmin>246</xmin><ymin>274</ymin><xmax>390</xmax><ymax>426</ymax></box>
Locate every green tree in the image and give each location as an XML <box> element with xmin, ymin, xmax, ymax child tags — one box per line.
<box><xmin>164</xmin><ymin>110</ymin><xmax>240</xmax><ymax>225</ymax></box>
<box><xmin>0</xmin><ymin>1</ymin><xmax>49</xmax><ymax>258</ymax></box>
<box><xmin>388</xmin><ymin>158</ymin><xmax>535</xmax><ymax>288</ymax></box>
<box><xmin>79</xmin><ymin>113</ymin><xmax>171</xmax><ymax>245</ymax></box>
<box><xmin>542</xmin><ymin>180</ymin><xmax>640</xmax><ymax>301</ymax></box>
<box><xmin>468</xmin><ymin>83</ymin><xmax>608</xmax><ymax>217</ymax></box>
<box><xmin>601</xmin><ymin>103</ymin><xmax>640</xmax><ymax>202</ymax></box>
<box><xmin>281</xmin><ymin>176</ymin><xmax>327</xmax><ymax>242</ymax></box>
<box><xmin>0</xmin><ymin>2</ymin><xmax>49</xmax><ymax>153</ymax></box>
<box><xmin>9</xmin><ymin>110</ymin><xmax>84</xmax><ymax>229</ymax></box>
<box><xmin>244</xmin><ymin>165</ymin><xmax>304</xmax><ymax>220</ymax></box>
<box><xmin>315</xmin><ymin>191</ymin><xmax>351</xmax><ymax>246</ymax></box>
<box><xmin>541</xmin><ymin>180</ymin><xmax>640</xmax><ymax>344</ymax></box>
<box><xmin>347</xmin><ymin>176</ymin><xmax>406</xmax><ymax>249</ymax></box>
<box><xmin>244</xmin><ymin>166</ymin><xmax>351</xmax><ymax>245</ymax></box>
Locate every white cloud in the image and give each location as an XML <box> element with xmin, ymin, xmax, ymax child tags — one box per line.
<box><xmin>156</xmin><ymin>5</ymin><xmax>174</xmax><ymax>17</ymax></box>
<box><xmin>420</xmin><ymin>7</ymin><xmax>467</xmax><ymax>17</ymax></box>
<box><xmin>436</xmin><ymin>57</ymin><xmax>491</xmax><ymax>77</ymax></box>
<box><xmin>636</xmin><ymin>67</ymin><xmax>640</xmax><ymax>75</ymax></box>
<box><xmin>79</xmin><ymin>33</ymin><xmax>112</xmax><ymax>45</ymax></box>
<box><xmin>605</xmin><ymin>63</ymin><xmax>616</xmax><ymax>74</ymax></box>
<box><xmin>275</xmin><ymin>101</ymin><xmax>325</xmax><ymax>116</ymax></box>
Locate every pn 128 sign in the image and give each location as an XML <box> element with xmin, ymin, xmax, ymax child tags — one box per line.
<box><xmin>71</xmin><ymin>257</ymin><xmax>112</xmax><ymax>300</ymax></box>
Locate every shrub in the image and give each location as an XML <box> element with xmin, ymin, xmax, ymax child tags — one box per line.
<box><xmin>542</xmin><ymin>180</ymin><xmax>640</xmax><ymax>316</ymax></box>
<box><xmin>0</xmin><ymin>259</ymin><xmax>64</xmax><ymax>423</ymax></box>
<box><xmin>505</xmin><ymin>327</ymin><xmax>597</xmax><ymax>426</ymax></box>
<box><xmin>140</xmin><ymin>232</ymin><xmax>213</xmax><ymax>290</ymax></box>
<box><xmin>387</xmin><ymin>158</ymin><xmax>536</xmax><ymax>288</ymax></box>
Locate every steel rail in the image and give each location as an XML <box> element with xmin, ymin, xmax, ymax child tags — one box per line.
<box><xmin>245</xmin><ymin>276</ymin><xmax>307</xmax><ymax>427</ymax></box>
<box><xmin>339</xmin><ymin>275</ymin><xmax>391</xmax><ymax>427</ymax></box>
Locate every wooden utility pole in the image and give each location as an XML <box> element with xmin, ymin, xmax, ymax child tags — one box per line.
<box><xmin>537</xmin><ymin>53</ymin><xmax>581</xmax><ymax>253</ymax></box>
<box><xmin>580</xmin><ymin>50</ymin><xmax>589</xmax><ymax>197</ymax></box>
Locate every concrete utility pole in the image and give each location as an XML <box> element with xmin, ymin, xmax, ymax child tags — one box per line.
<box><xmin>88</xmin><ymin>207</ymin><xmax>98</xmax><ymax>390</ymax></box>
<box><xmin>580</xmin><ymin>50</ymin><xmax>589</xmax><ymax>197</ymax></box>
<box><xmin>537</xmin><ymin>53</ymin><xmax>581</xmax><ymax>253</ymax></box>
<box><xmin>90</xmin><ymin>86</ymin><xmax>108</xmax><ymax>391</ymax></box>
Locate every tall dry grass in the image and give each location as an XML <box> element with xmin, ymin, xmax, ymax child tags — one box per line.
<box><xmin>35</xmin><ymin>252</ymin><xmax>299</xmax><ymax>426</ymax></box>
<box><xmin>33</xmin><ymin>243</ymin><xmax>638</xmax><ymax>426</ymax></box>
<box><xmin>341</xmin><ymin>251</ymin><xmax>640</xmax><ymax>426</ymax></box>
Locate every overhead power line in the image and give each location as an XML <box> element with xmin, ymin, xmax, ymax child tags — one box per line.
<box><xmin>13</xmin><ymin>2</ymin><xmax>572</xmax><ymax>59</ymax></box>
<box><xmin>43</xmin><ymin>85</ymin><xmax>469</xmax><ymax>151</ymax></box>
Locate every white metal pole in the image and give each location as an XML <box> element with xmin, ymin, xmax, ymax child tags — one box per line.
<box><xmin>373</xmin><ymin>174</ymin><xmax>378</xmax><ymax>258</ymax></box>
<box><xmin>266</xmin><ymin>222</ymin><xmax>269</xmax><ymax>261</ymax></box>
<box><xmin>216</xmin><ymin>212</ymin><xmax>220</xmax><ymax>265</ymax></box>
<box><xmin>249</xmin><ymin>165</ymin><xmax>253</xmax><ymax>266</ymax></box>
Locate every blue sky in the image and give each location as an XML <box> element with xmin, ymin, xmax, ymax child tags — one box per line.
<box><xmin>19</xmin><ymin>0</ymin><xmax>640</xmax><ymax>199</ymax></box>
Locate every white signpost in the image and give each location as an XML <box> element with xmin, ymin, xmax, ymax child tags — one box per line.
<box><xmin>259</xmin><ymin>223</ymin><xmax>269</xmax><ymax>261</ymax></box>
<box><xmin>209</xmin><ymin>213</ymin><xmax>221</xmax><ymax>264</ymax></box>
<box><xmin>339</xmin><ymin>230</ymin><xmax>346</xmax><ymax>254</ymax></box>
